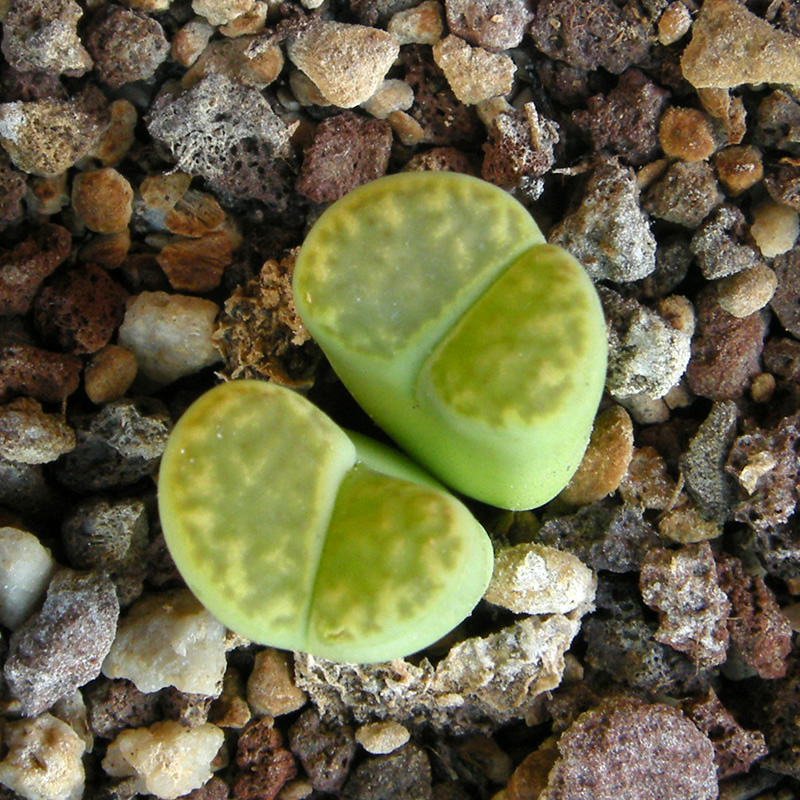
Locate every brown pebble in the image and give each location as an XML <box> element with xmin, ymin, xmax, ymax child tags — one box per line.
<box><xmin>247</xmin><ymin>649</ymin><xmax>307</xmax><ymax>718</ymax></box>
<box><xmin>659</xmin><ymin>106</ymin><xmax>717</xmax><ymax>162</ymax></box>
<box><xmin>713</xmin><ymin>145</ymin><xmax>763</xmax><ymax>195</ymax></box>
<box><xmin>164</xmin><ymin>191</ymin><xmax>226</xmax><ymax>238</ymax></box>
<box><xmin>92</xmin><ymin>99</ymin><xmax>138</xmax><ymax>167</ymax></box>
<box><xmin>388</xmin><ymin>110</ymin><xmax>426</xmax><ymax>146</ymax></box>
<box><xmin>84</xmin><ymin>345</ymin><xmax>138</xmax><ymax>405</ymax></box>
<box><xmin>31</xmin><ymin>173</ymin><xmax>70</xmax><ymax>216</ymax></box>
<box><xmin>72</xmin><ymin>168</ymin><xmax>133</xmax><ymax>234</ymax></box>
<box><xmin>657</xmin><ymin>1</ymin><xmax>691</xmax><ymax>45</ymax></box>
<box><xmin>658</xmin><ymin>501</ymin><xmax>722</xmax><ymax>543</ymax></box>
<box><xmin>716</xmin><ymin>263</ymin><xmax>777</xmax><ymax>318</ymax></box>
<box><xmin>560</xmin><ymin>406</ymin><xmax>634</xmax><ymax>506</ymax></box>
<box><xmin>505</xmin><ymin>738</ymin><xmax>559</xmax><ymax>800</ymax></box>
<box><xmin>156</xmin><ymin>232</ymin><xmax>234</xmax><ymax>293</ymax></box>
<box><xmin>0</xmin><ymin>345</ymin><xmax>82</xmax><ymax>403</ymax></box>
<box><xmin>750</xmin><ymin>372</ymin><xmax>776</xmax><ymax>403</ymax></box>
<box><xmin>79</xmin><ymin>230</ymin><xmax>131</xmax><ymax>270</ymax></box>
<box><xmin>618</xmin><ymin>446</ymin><xmax>680</xmax><ymax>511</ymax></box>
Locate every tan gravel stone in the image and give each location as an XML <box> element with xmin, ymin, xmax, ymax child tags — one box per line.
<box><xmin>247</xmin><ymin>649</ymin><xmax>307</xmax><ymax>718</ymax></box>
<box><xmin>172</xmin><ymin>18</ymin><xmax>215</xmax><ymax>67</ymax></box>
<box><xmin>713</xmin><ymin>144</ymin><xmax>763</xmax><ymax>195</ymax></box>
<box><xmin>182</xmin><ymin>36</ymin><xmax>284</xmax><ymax>89</ymax></box>
<box><xmin>355</xmin><ymin>721</ymin><xmax>410</xmax><ymax>755</ymax></box>
<box><xmin>92</xmin><ymin>99</ymin><xmax>137</xmax><ymax>167</ymax></box>
<box><xmin>219</xmin><ymin>0</ymin><xmax>266</xmax><ymax>35</ymax></box>
<box><xmin>0</xmin><ymin>397</ymin><xmax>75</xmax><ymax>464</ymax></box>
<box><xmin>657</xmin><ymin>1</ymin><xmax>691</xmax><ymax>45</ymax></box>
<box><xmin>193</xmin><ymin>0</ymin><xmax>254</xmax><ymax>26</ymax></box>
<box><xmin>72</xmin><ymin>168</ymin><xmax>133</xmax><ymax>234</ymax></box>
<box><xmin>78</xmin><ymin>230</ymin><xmax>131</xmax><ymax>269</ymax></box>
<box><xmin>287</xmin><ymin>21</ymin><xmax>400</xmax><ymax>108</ymax></box>
<box><xmin>716</xmin><ymin>262</ymin><xmax>777</xmax><ymax>318</ymax></box>
<box><xmin>388</xmin><ymin>110</ymin><xmax>425</xmax><ymax>146</ymax></box>
<box><xmin>681</xmin><ymin>0</ymin><xmax>800</xmax><ymax>90</ymax></box>
<box><xmin>388</xmin><ymin>0</ymin><xmax>444</xmax><ymax>45</ymax></box>
<box><xmin>156</xmin><ymin>231</ymin><xmax>234</xmax><ymax>293</ymax></box>
<box><xmin>658</xmin><ymin>501</ymin><xmax>722</xmax><ymax>543</ymax></box>
<box><xmin>751</xmin><ymin>199</ymin><xmax>799</xmax><ymax>258</ymax></box>
<box><xmin>659</xmin><ymin>106</ymin><xmax>717</xmax><ymax>162</ymax></box>
<box><xmin>432</xmin><ymin>35</ymin><xmax>515</xmax><ymax>105</ymax></box>
<box><xmin>84</xmin><ymin>344</ymin><xmax>138</xmax><ymax>404</ymax></box>
<box><xmin>361</xmin><ymin>79</ymin><xmax>415</xmax><ymax>119</ymax></box>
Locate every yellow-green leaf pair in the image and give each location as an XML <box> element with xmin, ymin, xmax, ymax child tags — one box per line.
<box><xmin>158</xmin><ymin>172</ymin><xmax>607</xmax><ymax>663</ymax></box>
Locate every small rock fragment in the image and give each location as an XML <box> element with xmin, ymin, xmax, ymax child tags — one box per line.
<box><xmin>640</xmin><ymin>542</ymin><xmax>731</xmax><ymax>669</ymax></box>
<box><xmin>157</xmin><ymin>232</ymin><xmax>234</xmax><ymax>293</ymax></box>
<box><xmin>1</xmin><ymin>0</ymin><xmax>92</xmax><ymax>76</ymax></box>
<box><xmin>172</xmin><ymin>17</ymin><xmax>215</xmax><ymax>67</ymax></box>
<box><xmin>85</xmin><ymin>6</ymin><xmax>170</xmax><ymax>89</ymax></box>
<box><xmin>765</xmin><ymin>161</ymin><xmax>800</xmax><ymax>213</ymax></box>
<box><xmin>102</xmin><ymin>589</ymin><xmax>227</xmax><ymax>696</ymax></box>
<box><xmin>657</xmin><ymin>1</ymin><xmax>691</xmax><ymax>45</ymax></box>
<box><xmin>550</xmin><ymin>157</ymin><xmax>656</xmax><ymax>282</ymax></box>
<box><xmin>0</xmin><ymin>345</ymin><xmax>82</xmax><ymax>403</ymax></box>
<box><xmin>288</xmin><ymin>709</ymin><xmax>356</xmax><ymax>793</ymax></box>
<box><xmin>756</xmin><ymin>89</ymin><xmax>800</xmax><ymax>155</ymax></box>
<box><xmin>79</xmin><ymin>230</ymin><xmax>131</xmax><ymax>270</ymax></box>
<box><xmin>717</xmin><ymin>263</ymin><xmax>777</xmax><ymax>318</ymax></box>
<box><xmin>388</xmin><ymin>0</ymin><xmax>444</xmax><ymax>45</ymax></box>
<box><xmin>295</xmin><ymin>112</ymin><xmax>392</xmax><ymax>205</ymax></box>
<box><xmin>659</xmin><ymin>106</ymin><xmax>718</xmax><ymax>161</ymax></box>
<box><xmin>538</xmin><ymin>699</ymin><xmax>717</xmax><ymax>800</ymax></box>
<box><xmin>193</xmin><ymin>0</ymin><xmax>254</xmax><ymax>26</ymax></box>
<box><xmin>483</xmin><ymin>543</ymin><xmax>596</xmax><ymax>616</ymax></box>
<box><xmin>342</xmin><ymin>743</ymin><xmax>432</xmax><ymax>800</ymax></box>
<box><xmin>432</xmin><ymin>35</ymin><xmax>515</xmax><ymax>105</ymax></box>
<box><xmin>687</xmin><ymin>287</ymin><xmax>768</xmax><ymax>400</ymax></box>
<box><xmin>235</xmin><ymin>718</ymin><xmax>297</xmax><ymax>800</ymax></box>
<box><xmin>690</xmin><ymin>204</ymin><xmax>762</xmax><ymax>280</ymax></box>
<box><xmin>0</xmin><ymin>89</ymin><xmax>109</xmax><ymax>177</ymax></box>
<box><xmin>93</xmin><ymin>98</ymin><xmax>138</xmax><ymax>168</ymax></box>
<box><xmin>182</xmin><ymin>37</ymin><xmax>284</xmax><ymax>90</ymax></box>
<box><xmin>117</xmin><ymin>291</ymin><xmax>222</xmax><ymax>388</ymax></box>
<box><xmin>361</xmin><ymin>79</ymin><xmax>415</xmax><ymax>119</ymax></box>
<box><xmin>0</xmin><ymin>713</ymin><xmax>86</xmax><ymax>800</ymax></box>
<box><xmin>0</xmin><ymin>527</ymin><xmax>55</xmax><ymax>630</ymax></box>
<box><xmin>618</xmin><ymin>446</ymin><xmax>679</xmax><ymax>511</ymax></box>
<box><xmin>559</xmin><ymin>406</ymin><xmax>633</xmax><ymax>505</ymax></box>
<box><xmin>247</xmin><ymin>649</ymin><xmax>307</xmax><ymax>718</ymax></box>
<box><xmin>681</xmin><ymin>0</ymin><xmax>800</xmax><ymax>90</ymax></box>
<box><xmin>103</xmin><ymin>720</ymin><xmax>224</xmax><ymax>800</ymax></box>
<box><xmin>355</xmin><ymin>721</ymin><xmax>410</xmax><ymax>755</ymax></box>
<box><xmin>165</xmin><ymin>190</ymin><xmax>225</xmax><ymax>238</ymax></box>
<box><xmin>5</xmin><ymin>569</ymin><xmax>120</xmax><ymax>716</ymax></box>
<box><xmin>388</xmin><ymin>111</ymin><xmax>426</xmax><ymax>146</ymax></box>
<box><xmin>0</xmin><ymin>150</ymin><xmax>26</xmax><ymax>227</ymax></box>
<box><xmin>71</xmin><ymin>168</ymin><xmax>133</xmax><ymax>234</ymax></box>
<box><xmin>84</xmin><ymin>345</ymin><xmax>138</xmax><ymax>405</ymax></box>
<box><xmin>644</xmin><ymin>159</ymin><xmax>723</xmax><ymax>228</ymax></box>
<box><xmin>445</xmin><ymin>0</ymin><xmax>531</xmax><ymax>50</ymax></box>
<box><xmin>287</xmin><ymin>22</ymin><xmax>399</xmax><ymax>108</ymax></box>
<box><xmin>713</xmin><ymin>144</ymin><xmax>763</xmax><ymax>195</ymax></box>
<box><xmin>85</xmin><ymin>678</ymin><xmax>161</xmax><ymax>740</ymax></box>
<box><xmin>751</xmin><ymin>200</ymin><xmax>799</xmax><ymax>257</ymax></box>
<box><xmin>0</xmin><ymin>397</ymin><xmax>75</xmax><ymax>464</ymax></box>
<box><xmin>657</xmin><ymin>502</ymin><xmax>723</xmax><ymax>544</ymax></box>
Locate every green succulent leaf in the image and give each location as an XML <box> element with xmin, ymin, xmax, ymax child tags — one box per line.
<box><xmin>293</xmin><ymin>172</ymin><xmax>608</xmax><ymax>509</ymax></box>
<box><xmin>158</xmin><ymin>380</ymin><xmax>493</xmax><ymax>663</ymax></box>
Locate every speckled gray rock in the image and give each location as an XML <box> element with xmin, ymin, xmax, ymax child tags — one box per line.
<box><xmin>0</xmin><ymin>396</ymin><xmax>75</xmax><ymax>464</ymax></box>
<box><xmin>445</xmin><ymin>0</ymin><xmax>532</xmax><ymax>51</ymax></box>
<box><xmin>4</xmin><ymin>569</ymin><xmax>120</xmax><ymax>717</ymax></box>
<box><xmin>549</xmin><ymin>157</ymin><xmax>656</xmax><ymax>282</ymax></box>
<box><xmin>52</xmin><ymin>398</ymin><xmax>171</xmax><ymax>493</ymax></box>
<box><xmin>62</xmin><ymin>496</ymin><xmax>149</xmax><ymax>605</ymax></box>
<box><xmin>1</xmin><ymin>0</ymin><xmax>92</xmax><ymax>76</ymax></box>
<box><xmin>644</xmin><ymin>160</ymin><xmax>724</xmax><ymax>228</ymax></box>
<box><xmin>342</xmin><ymin>743</ymin><xmax>432</xmax><ymax>800</ymax></box>
<box><xmin>289</xmin><ymin>708</ymin><xmax>357</xmax><ymax>793</ymax></box>
<box><xmin>690</xmin><ymin>205</ymin><xmax>763</xmax><ymax>280</ymax></box>
<box><xmin>147</xmin><ymin>73</ymin><xmax>294</xmax><ymax>212</ymax></box>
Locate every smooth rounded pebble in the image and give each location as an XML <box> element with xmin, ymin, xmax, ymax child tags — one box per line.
<box><xmin>71</xmin><ymin>168</ymin><xmax>133</xmax><ymax>234</ymax></box>
<box><xmin>355</xmin><ymin>721</ymin><xmax>411</xmax><ymax>754</ymax></box>
<box><xmin>717</xmin><ymin>262</ymin><xmax>777</xmax><ymax>318</ymax></box>
<box><xmin>0</xmin><ymin>527</ymin><xmax>55</xmax><ymax>630</ymax></box>
<box><xmin>751</xmin><ymin>200</ymin><xmax>799</xmax><ymax>258</ymax></box>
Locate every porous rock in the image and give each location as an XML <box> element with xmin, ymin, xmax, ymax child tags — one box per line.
<box><xmin>85</xmin><ymin>678</ymin><xmax>162</xmax><ymax>740</ymax></box>
<box><xmin>288</xmin><ymin>708</ymin><xmax>355</xmax><ymax>793</ymax></box>
<box><xmin>247</xmin><ymin>648</ymin><xmax>307</xmax><ymax>718</ymax></box>
<box><xmin>639</xmin><ymin>542</ymin><xmax>731</xmax><ymax>669</ymax></box>
<box><xmin>103</xmin><ymin>720</ymin><xmax>224</xmax><ymax>800</ymax></box>
<box><xmin>102</xmin><ymin>589</ymin><xmax>228</xmax><ymax>696</ymax></box>
<box><xmin>1</xmin><ymin>0</ymin><xmax>92</xmax><ymax>76</ymax></box>
<box><xmin>432</xmin><ymin>35</ymin><xmax>515</xmax><ymax>106</ymax></box>
<box><xmin>690</xmin><ymin>204</ymin><xmax>762</xmax><ymax>280</ymax></box>
<box><xmin>0</xmin><ymin>713</ymin><xmax>86</xmax><ymax>800</ymax></box>
<box><xmin>287</xmin><ymin>21</ymin><xmax>399</xmax><ymax>108</ymax></box>
<box><xmin>537</xmin><ymin>698</ymin><xmax>717</xmax><ymax>800</ymax></box>
<box><xmin>445</xmin><ymin>0</ymin><xmax>531</xmax><ymax>51</ymax></box>
<box><xmin>0</xmin><ymin>345</ymin><xmax>82</xmax><ymax>404</ymax></box>
<box><xmin>550</xmin><ymin>157</ymin><xmax>656</xmax><ymax>283</ymax></box>
<box><xmin>5</xmin><ymin>569</ymin><xmax>120</xmax><ymax>716</ymax></box>
<box><xmin>147</xmin><ymin>74</ymin><xmax>294</xmax><ymax>213</ymax></box>
<box><xmin>235</xmin><ymin>718</ymin><xmax>297</xmax><ymax>800</ymax></box>
<box><xmin>644</xmin><ymin>160</ymin><xmax>723</xmax><ymax>228</ymax></box>
<box><xmin>0</xmin><ymin>397</ymin><xmax>75</xmax><ymax>464</ymax></box>
<box><xmin>0</xmin><ymin>526</ymin><xmax>55</xmax><ymax>630</ymax></box>
<box><xmin>483</xmin><ymin>543</ymin><xmax>596</xmax><ymax>616</ymax></box>
<box><xmin>341</xmin><ymin>743</ymin><xmax>432</xmax><ymax>800</ymax></box>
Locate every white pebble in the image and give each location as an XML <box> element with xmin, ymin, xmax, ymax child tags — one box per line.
<box><xmin>0</xmin><ymin>527</ymin><xmax>56</xmax><ymax>630</ymax></box>
<box><xmin>103</xmin><ymin>720</ymin><xmax>223</xmax><ymax>800</ymax></box>
<box><xmin>117</xmin><ymin>291</ymin><xmax>222</xmax><ymax>388</ymax></box>
<box><xmin>102</xmin><ymin>589</ymin><xmax>228</xmax><ymax>695</ymax></box>
<box><xmin>751</xmin><ymin>200</ymin><xmax>799</xmax><ymax>257</ymax></box>
<box><xmin>0</xmin><ymin>714</ymin><xmax>85</xmax><ymax>800</ymax></box>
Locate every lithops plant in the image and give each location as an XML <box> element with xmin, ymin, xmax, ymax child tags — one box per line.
<box><xmin>293</xmin><ymin>172</ymin><xmax>608</xmax><ymax>510</ymax></box>
<box><xmin>158</xmin><ymin>379</ymin><xmax>493</xmax><ymax>663</ymax></box>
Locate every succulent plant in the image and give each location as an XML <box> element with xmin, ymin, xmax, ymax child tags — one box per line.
<box><xmin>158</xmin><ymin>379</ymin><xmax>494</xmax><ymax>663</ymax></box>
<box><xmin>293</xmin><ymin>172</ymin><xmax>608</xmax><ymax>510</ymax></box>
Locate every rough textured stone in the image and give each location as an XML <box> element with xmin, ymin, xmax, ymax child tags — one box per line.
<box><xmin>234</xmin><ymin>718</ymin><xmax>297</xmax><ymax>800</ymax></box>
<box><xmin>689</xmin><ymin>204</ymin><xmax>762</xmax><ymax>280</ymax></box>
<box><xmin>71</xmin><ymin>167</ymin><xmax>133</xmax><ymax>234</ymax></box>
<box><xmin>550</xmin><ymin>158</ymin><xmax>656</xmax><ymax>282</ymax></box>
<box><xmin>355</xmin><ymin>721</ymin><xmax>410</xmax><ymax>755</ymax></box>
<box><xmin>0</xmin><ymin>397</ymin><xmax>74</xmax><ymax>464</ymax></box>
<box><xmin>288</xmin><ymin>709</ymin><xmax>356</xmax><ymax>793</ymax></box>
<box><xmin>751</xmin><ymin>200</ymin><xmax>799</xmax><ymax>258</ymax></box>
<box><xmin>193</xmin><ymin>0</ymin><xmax>254</xmax><ymax>25</ymax></box>
<box><xmin>644</xmin><ymin>160</ymin><xmax>723</xmax><ymax>228</ymax></box>
<box><xmin>5</xmin><ymin>569</ymin><xmax>120</xmax><ymax>716</ymax></box>
<box><xmin>85</xmin><ymin>678</ymin><xmax>162</xmax><ymax>740</ymax></box>
<box><xmin>771</xmin><ymin>246</ymin><xmax>800</xmax><ymax>337</ymax></box>
<box><xmin>388</xmin><ymin>0</ymin><xmax>444</xmax><ymax>45</ymax></box>
<box><xmin>342</xmin><ymin>743</ymin><xmax>432</xmax><ymax>800</ymax></box>
<box><xmin>659</xmin><ymin>106</ymin><xmax>717</xmax><ymax>162</ymax></box>
<box><xmin>0</xmin><ymin>526</ymin><xmax>55</xmax><ymax>630</ymax></box>
<box><xmin>247</xmin><ymin>649</ymin><xmax>307</xmax><ymax>718</ymax></box>
<box><xmin>445</xmin><ymin>0</ymin><xmax>531</xmax><ymax>50</ymax></box>
<box><xmin>640</xmin><ymin>542</ymin><xmax>730</xmax><ymax>669</ymax></box>
<box><xmin>157</xmin><ymin>232</ymin><xmax>234</xmax><ymax>293</ymax></box>
<box><xmin>432</xmin><ymin>35</ymin><xmax>515</xmax><ymax>105</ymax></box>
<box><xmin>0</xmin><ymin>150</ymin><xmax>26</xmax><ymax>227</ymax></box>
<box><xmin>0</xmin><ymin>345</ymin><xmax>81</xmax><ymax>403</ymax></box>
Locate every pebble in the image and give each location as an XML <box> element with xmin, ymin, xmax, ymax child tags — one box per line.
<box><xmin>219</xmin><ymin>1</ymin><xmax>266</xmax><ymax>36</ymax></box>
<box><xmin>387</xmin><ymin>0</ymin><xmax>444</xmax><ymax>45</ymax></box>
<box><xmin>657</xmin><ymin>1</ymin><xmax>691</xmax><ymax>45</ymax></box>
<box><xmin>713</xmin><ymin>144</ymin><xmax>763</xmax><ymax>195</ymax></box>
<box><xmin>84</xmin><ymin>344</ymin><xmax>138</xmax><ymax>404</ymax></box>
<box><xmin>0</xmin><ymin>713</ymin><xmax>86</xmax><ymax>800</ymax></box>
<box><xmin>388</xmin><ymin>111</ymin><xmax>425</xmax><ymax>147</ymax></box>
<box><xmin>193</xmin><ymin>0</ymin><xmax>254</xmax><ymax>26</ymax></box>
<box><xmin>432</xmin><ymin>35</ymin><xmax>515</xmax><ymax>105</ymax></box>
<box><xmin>117</xmin><ymin>291</ymin><xmax>222</xmax><ymax>388</ymax></box>
<box><xmin>355</xmin><ymin>721</ymin><xmax>410</xmax><ymax>755</ymax></box>
<box><xmin>0</xmin><ymin>397</ymin><xmax>75</xmax><ymax>464</ymax></box>
<box><xmin>0</xmin><ymin>344</ymin><xmax>82</xmax><ymax>404</ymax></box>
<box><xmin>71</xmin><ymin>167</ymin><xmax>133</xmax><ymax>234</ymax></box>
<box><xmin>165</xmin><ymin>190</ymin><xmax>225</xmax><ymax>237</ymax></box>
<box><xmin>85</xmin><ymin>6</ymin><xmax>170</xmax><ymax>89</ymax></box>
<box><xmin>182</xmin><ymin>37</ymin><xmax>284</xmax><ymax>90</ymax></box>
<box><xmin>93</xmin><ymin>98</ymin><xmax>138</xmax><ymax>167</ymax></box>
<box><xmin>658</xmin><ymin>502</ymin><xmax>723</xmax><ymax>544</ymax></box>
<box><xmin>751</xmin><ymin>199</ymin><xmax>799</xmax><ymax>258</ymax></box>
<box><xmin>341</xmin><ymin>743</ymin><xmax>432</xmax><ymax>800</ymax></box>
<box><xmin>689</xmin><ymin>204</ymin><xmax>761</xmax><ymax>280</ymax></box>
<box><xmin>79</xmin><ymin>230</ymin><xmax>131</xmax><ymax>269</ymax></box>
<box><xmin>156</xmin><ymin>231</ymin><xmax>234</xmax><ymax>293</ymax></box>
<box><xmin>5</xmin><ymin>569</ymin><xmax>120</xmax><ymax>717</ymax></box>
<box><xmin>445</xmin><ymin>0</ymin><xmax>532</xmax><ymax>51</ymax></box>
<box><xmin>750</xmin><ymin>372</ymin><xmax>776</xmax><ymax>404</ymax></box>
<box><xmin>103</xmin><ymin>720</ymin><xmax>224</xmax><ymax>800</ymax></box>
<box><xmin>483</xmin><ymin>542</ymin><xmax>596</xmax><ymax>616</ymax></box>
<box><xmin>681</xmin><ymin>0</ymin><xmax>800</xmax><ymax>90</ymax></box>
<box><xmin>1</xmin><ymin>0</ymin><xmax>92</xmax><ymax>76</ymax></box>
<box><xmin>361</xmin><ymin>79</ymin><xmax>415</xmax><ymax>119</ymax></box>
<box><xmin>235</xmin><ymin>718</ymin><xmax>297</xmax><ymax>800</ymax></box>
<box><xmin>0</xmin><ymin>89</ymin><xmax>109</xmax><ymax>177</ymax></box>
<box><xmin>172</xmin><ymin>17</ymin><xmax>215</xmax><ymax>67</ymax></box>
<box><xmin>247</xmin><ymin>648</ymin><xmax>307</xmax><ymax>718</ymax></box>
<box><xmin>124</xmin><ymin>0</ymin><xmax>173</xmax><ymax>9</ymax></box>
<box><xmin>559</xmin><ymin>405</ymin><xmax>634</xmax><ymax>505</ymax></box>
<box><xmin>289</xmin><ymin>708</ymin><xmax>357</xmax><ymax>793</ymax></box>
<box><xmin>31</xmin><ymin>173</ymin><xmax>70</xmax><ymax>215</ymax></box>
<box><xmin>287</xmin><ymin>21</ymin><xmax>399</xmax><ymax>108</ymax></box>
<box><xmin>102</xmin><ymin>589</ymin><xmax>228</xmax><ymax>696</ymax></box>
<box><xmin>659</xmin><ymin>106</ymin><xmax>717</xmax><ymax>162</ymax></box>
<box><xmin>84</xmin><ymin>678</ymin><xmax>161</xmax><ymax>740</ymax></box>
<box><xmin>716</xmin><ymin>263</ymin><xmax>778</xmax><ymax>318</ymax></box>
<box><xmin>0</xmin><ymin>526</ymin><xmax>55</xmax><ymax>630</ymax></box>
<box><xmin>210</xmin><ymin>667</ymin><xmax>251</xmax><ymax>729</ymax></box>
<box><xmin>644</xmin><ymin>160</ymin><xmax>723</xmax><ymax>228</ymax></box>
